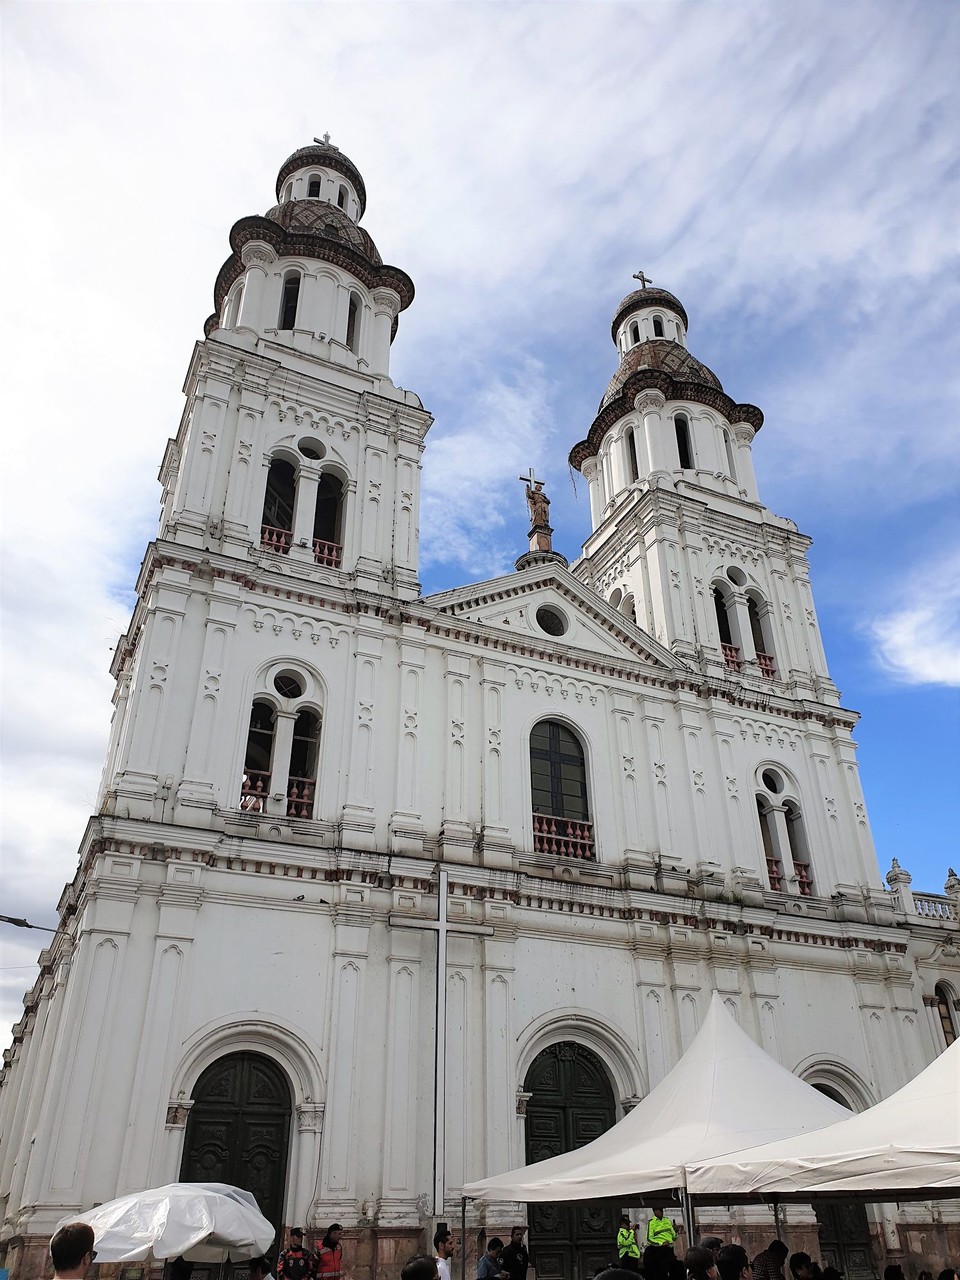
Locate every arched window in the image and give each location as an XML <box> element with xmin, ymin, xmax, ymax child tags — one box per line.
<box><xmin>337</xmin><ymin>184</ymin><xmax>348</xmax><ymax>210</ymax></box>
<box><xmin>784</xmin><ymin>800</ymin><xmax>814</xmax><ymax>895</ymax></box>
<box><xmin>240</xmin><ymin>700</ymin><xmax>275</xmax><ymax>811</ymax></box>
<box><xmin>609</xmin><ymin>587</ymin><xmax>623</xmax><ymax>610</ymax></box>
<box><xmin>675</xmin><ymin>413</ymin><xmax>694</xmax><ymax>469</ymax></box>
<box><xmin>722</xmin><ymin>428</ymin><xmax>738</xmax><ymax>482</ymax></box>
<box><xmin>281</xmin><ymin>181</ymin><xmax>293</xmax><ymax>203</ymax></box>
<box><xmin>346</xmin><ymin>292</ymin><xmax>361</xmax><ymax>353</ymax></box>
<box><xmin>936</xmin><ymin>984</ymin><xmax>957</xmax><ymax>1047</ymax></box>
<box><xmin>278</xmin><ymin>272</ymin><xmax>301</xmax><ymax>330</ymax></box>
<box><xmin>260</xmin><ymin>457</ymin><xmax>297</xmax><ymax>553</ymax></box>
<box><xmin>653</xmin><ymin>316</ymin><xmax>665</xmax><ymax>338</ymax></box>
<box><xmin>629</xmin><ymin>321</ymin><xmax>640</xmax><ymax>346</ymax></box>
<box><xmin>307</xmin><ymin>175</ymin><xmax>322</xmax><ymax>197</ymax></box>
<box><xmin>626</xmin><ymin>426</ymin><xmax>640</xmax><ymax>482</ymax></box>
<box><xmin>287</xmin><ymin>708</ymin><xmax>321</xmax><ymax>818</ymax></box>
<box><xmin>313</xmin><ymin>473</ymin><xmax>344</xmax><ymax>568</ymax></box>
<box><xmin>675</xmin><ymin>320</ymin><xmax>684</xmax><ymax>343</ymax></box>
<box><xmin>713</xmin><ymin>586</ymin><xmax>740</xmax><ymax>668</ymax></box>
<box><xmin>747</xmin><ymin>594</ymin><xmax>777</xmax><ymax>678</ymax></box>
<box><xmin>530</xmin><ymin>720</ymin><xmax>594</xmax><ymax>860</ymax></box>
<box><xmin>756</xmin><ymin>797</ymin><xmax>785</xmax><ymax>891</ymax></box>
<box><xmin>224</xmin><ymin>283</ymin><xmax>244</xmax><ymax>329</ymax></box>
<box><xmin>621</xmin><ymin>594</ymin><xmax>637</xmax><ymax>624</ymax></box>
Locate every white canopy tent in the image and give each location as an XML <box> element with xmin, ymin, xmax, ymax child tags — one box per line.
<box><xmin>463</xmin><ymin>995</ymin><xmax>848</xmax><ymax>1204</ymax></box>
<box><xmin>686</xmin><ymin>1037</ymin><xmax>960</xmax><ymax>1200</ymax></box>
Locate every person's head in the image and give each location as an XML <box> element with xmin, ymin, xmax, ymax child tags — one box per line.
<box><xmin>486</xmin><ymin>1238</ymin><xmax>504</xmax><ymax>1258</ymax></box>
<box><xmin>767</xmin><ymin>1243</ymin><xmax>789</xmax><ymax>1263</ymax></box>
<box><xmin>50</xmin><ymin>1224</ymin><xmax>97</xmax><ymax>1276</ymax></box>
<box><xmin>322</xmin><ymin>1225</ymin><xmax>342</xmax><ymax>1249</ymax></box>
<box><xmin>434</xmin><ymin>1229</ymin><xmax>456</xmax><ymax>1259</ymax></box>
<box><xmin>289</xmin><ymin>1229</ymin><xmax>304</xmax><ymax>1247</ymax></box>
<box><xmin>883</xmin><ymin>1267</ymin><xmax>905</xmax><ymax>1280</ymax></box>
<box><xmin>249</xmin><ymin>1258</ymin><xmax>270</xmax><ymax>1280</ymax></box>
<box><xmin>699</xmin><ymin>1239</ymin><xmax>723</xmax><ymax>1261</ymax></box>
<box><xmin>651</xmin><ymin>1207</ymin><xmax>663</xmax><ymax>1218</ymax></box>
<box><xmin>510</xmin><ymin>1227</ymin><xmax>526</xmax><ymax>1246</ymax></box>
<box><xmin>790</xmin><ymin>1254</ymin><xmax>814</xmax><ymax>1279</ymax></box>
<box><xmin>620</xmin><ymin>1215</ymin><xmax>631</xmax><ymax>1227</ymax></box>
<box><xmin>685</xmin><ymin>1246</ymin><xmax>719</xmax><ymax>1280</ymax></box>
<box><xmin>401</xmin><ymin>1257</ymin><xmax>440</xmax><ymax>1280</ymax></box>
<box><xmin>716</xmin><ymin>1244</ymin><xmax>750</xmax><ymax>1280</ymax></box>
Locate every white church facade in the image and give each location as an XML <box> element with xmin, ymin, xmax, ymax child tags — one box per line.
<box><xmin>2</xmin><ymin>142</ymin><xmax>958</xmax><ymax>1280</ymax></box>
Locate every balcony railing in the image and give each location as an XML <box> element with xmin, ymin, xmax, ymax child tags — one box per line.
<box><xmin>532</xmin><ymin>812</ymin><xmax>596</xmax><ymax>860</ymax></box>
<box><xmin>794</xmin><ymin>861</ymin><xmax>814</xmax><ymax>897</ymax></box>
<box><xmin>261</xmin><ymin>524</ymin><xmax>292</xmax><ymax>554</ymax></box>
<box><xmin>313</xmin><ymin>538</ymin><xmax>343</xmax><ymax>569</ymax></box>
<box><xmin>722</xmin><ymin>643</ymin><xmax>742</xmax><ymax>671</ymax></box>
<box><xmin>287</xmin><ymin>776</ymin><xmax>316</xmax><ymax>819</ymax></box>
<box><xmin>915</xmin><ymin>894</ymin><xmax>958</xmax><ymax>921</ymax></box>
<box><xmin>766</xmin><ymin>855</ymin><xmax>785</xmax><ymax>892</ymax></box>
<box><xmin>756</xmin><ymin>651</ymin><xmax>777</xmax><ymax>679</ymax></box>
<box><xmin>239</xmin><ymin>770</ymin><xmax>271</xmax><ymax>812</ymax></box>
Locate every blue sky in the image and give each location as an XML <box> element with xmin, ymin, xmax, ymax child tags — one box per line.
<box><xmin>1</xmin><ymin>0</ymin><xmax>958</xmax><ymax>1030</ymax></box>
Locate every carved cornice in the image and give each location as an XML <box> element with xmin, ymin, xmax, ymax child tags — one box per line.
<box><xmin>634</xmin><ymin>389</ymin><xmax>666</xmax><ymax>414</ymax></box>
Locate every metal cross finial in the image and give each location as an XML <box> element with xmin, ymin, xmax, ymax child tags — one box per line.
<box><xmin>519</xmin><ymin>466</ymin><xmax>542</xmax><ymax>488</ymax></box>
<box><xmin>632</xmin><ymin>270</ymin><xmax>653</xmax><ymax>288</ymax></box>
<box><xmin>314</xmin><ymin>132</ymin><xmax>332</xmax><ymax>145</ymax></box>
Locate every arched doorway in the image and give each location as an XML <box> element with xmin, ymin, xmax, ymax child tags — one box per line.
<box><xmin>524</xmin><ymin>1043</ymin><xmax>619</xmax><ymax>1280</ymax></box>
<box><xmin>810</xmin><ymin>1084</ymin><xmax>877</xmax><ymax>1279</ymax></box>
<box><xmin>180</xmin><ymin>1052</ymin><xmax>292</xmax><ymax>1240</ymax></box>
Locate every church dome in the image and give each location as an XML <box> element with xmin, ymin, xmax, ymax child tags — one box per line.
<box><xmin>264</xmin><ymin>200</ymin><xmax>383</xmax><ymax>265</ymax></box>
<box><xmin>600</xmin><ymin>339</ymin><xmax>722</xmax><ymax>410</ymax></box>
<box><xmin>611</xmin><ymin>287</ymin><xmax>688</xmax><ymax>341</ymax></box>
<box><xmin>276</xmin><ymin>142</ymin><xmax>367</xmax><ymax>216</ymax></box>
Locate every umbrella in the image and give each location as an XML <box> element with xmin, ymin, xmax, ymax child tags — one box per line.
<box><xmin>58</xmin><ymin>1182</ymin><xmax>275</xmax><ymax>1263</ymax></box>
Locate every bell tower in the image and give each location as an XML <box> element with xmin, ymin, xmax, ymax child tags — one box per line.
<box><xmin>570</xmin><ymin>281</ymin><xmax>839</xmax><ymax>706</ymax></box>
<box><xmin>100</xmin><ymin>140</ymin><xmax>433</xmax><ymax>826</ymax></box>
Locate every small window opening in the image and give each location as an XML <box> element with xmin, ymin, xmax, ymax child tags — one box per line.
<box><xmin>337</xmin><ymin>184</ymin><xmax>348</xmax><ymax>210</ymax></box>
<box><xmin>629</xmin><ymin>321</ymin><xmax>640</xmax><ymax>346</ymax></box>
<box><xmin>240</xmin><ymin>700</ymin><xmax>276</xmax><ymax>811</ymax></box>
<box><xmin>261</xmin><ymin>457</ymin><xmax>297</xmax><ymax>553</ymax></box>
<box><xmin>675</xmin><ymin>414</ymin><xmax>693</xmax><ymax>469</ymax></box>
<box><xmin>313</xmin><ymin>473</ymin><xmax>344</xmax><ymax>568</ymax></box>
<box><xmin>627</xmin><ymin>427</ymin><xmax>640</xmax><ymax>482</ymax></box>
<box><xmin>784</xmin><ymin>800</ymin><xmax>814</xmax><ymax>896</ymax></box>
<box><xmin>936</xmin><ymin>984</ymin><xmax>957</xmax><ymax>1047</ymax></box>
<box><xmin>713</xmin><ymin>587</ymin><xmax>733</xmax><ymax>646</ymax></box>
<box><xmin>274</xmin><ymin>672</ymin><xmax>304</xmax><ymax>699</ymax></box>
<box><xmin>278</xmin><ymin>273</ymin><xmax>301</xmax><ymax>330</ymax></box>
<box><xmin>282</xmin><ymin>181</ymin><xmax>293</xmax><ymax>203</ymax></box>
<box><xmin>224</xmin><ymin>284</ymin><xmax>243</xmax><ymax>330</ymax></box>
<box><xmin>723</xmin><ymin>428</ymin><xmax>738</xmax><ymax>481</ymax></box>
<box><xmin>346</xmin><ymin>292</ymin><xmax>361</xmax><ymax>353</ymax></box>
<box><xmin>621</xmin><ymin>594</ymin><xmax>637</xmax><ymax>624</ymax></box>
<box><xmin>756</xmin><ymin>798</ymin><xmax>784</xmax><ymax>891</ymax></box>
<box><xmin>536</xmin><ymin>606</ymin><xmax>567</xmax><ymax>637</ymax></box>
<box><xmin>287</xmin><ymin>707</ymin><xmax>321</xmax><ymax>818</ymax></box>
<box><xmin>748</xmin><ymin>595</ymin><xmax>777</xmax><ymax>677</ymax></box>
<box><xmin>761</xmin><ymin>768</ymin><xmax>783</xmax><ymax>794</ymax></box>
<box><xmin>653</xmin><ymin>316</ymin><xmax>665</xmax><ymax>338</ymax></box>
<box><xmin>308</xmin><ymin>176</ymin><xmax>322</xmax><ymax>197</ymax></box>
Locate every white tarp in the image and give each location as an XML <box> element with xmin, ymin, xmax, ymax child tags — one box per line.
<box><xmin>686</xmin><ymin>1038</ymin><xmax>960</xmax><ymax>1198</ymax></box>
<box><xmin>59</xmin><ymin>1182</ymin><xmax>275</xmax><ymax>1263</ymax></box>
<box><xmin>463</xmin><ymin>994</ymin><xmax>848</xmax><ymax>1202</ymax></box>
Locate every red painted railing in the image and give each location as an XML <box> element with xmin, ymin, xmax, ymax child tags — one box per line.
<box><xmin>533</xmin><ymin>812</ymin><xmax>596</xmax><ymax>860</ymax></box>
<box><xmin>313</xmin><ymin>538</ymin><xmax>343</xmax><ymax>569</ymax></box>
<box><xmin>239</xmin><ymin>770</ymin><xmax>271</xmax><ymax>812</ymax></box>
<box><xmin>287</xmin><ymin>776</ymin><xmax>315</xmax><ymax>819</ymax></box>
<box><xmin>261</xmin><ymin>524</ymin><xmax>293</xmax><ymax>554</ymax></box>
<box><xmin>766</xmin><ymin>855</ymin><xmax>785</xmax><ymax>892</ymax></box>
<box><xmin>722</xmin><ymin>642</ymin><xmax>742</xmax><ymax>670</ymax></box>
<box><xmin>757</xmin><ymin>651</ymin><xmax>776</xmax><ymax>679</ymax></box>
<box><xmin>794</xmin><ymin>862</ymin><xmax>814</xmax><ymax>897</ymax></box>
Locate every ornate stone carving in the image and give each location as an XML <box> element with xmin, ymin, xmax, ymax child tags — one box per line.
<box><xmin>516</xmin><ymin>1090</ymin><xmax>533</xmax><ymax>1116</ymax></box>
<box><xmin>733</xmin><ymin>422</ymin><xmax>756</xmax><ymax>445</ymax></box>
<box><xmin>634</xmin><ymin>389</ymin><xmax>666</xmax><ymax>414</ymax></box>
<box><xmin>241</xmin><ymin>243</ymin><xmax>278</xmax><ymax>270</ymax></box>
<box><xmin>296</xmin><ymin>1102</ymin><xmax>325</xmax><ymax>1134</ymax></box>
<box><xmin>372</xmin><ymin>289</ymin><xmax>401</xmax><ymax>320</ymax></box>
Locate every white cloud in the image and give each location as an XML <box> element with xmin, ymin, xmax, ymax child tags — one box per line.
<box><xmin>869</xmin><ymin>553</ymin><xmax>960</xmax><ymax>687</ymax></box>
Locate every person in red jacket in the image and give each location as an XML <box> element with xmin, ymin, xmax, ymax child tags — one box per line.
<box><xmin>316</xmin><ymin>1225</ymin><xmax>343</xmax><ymax>1280</ymax></box>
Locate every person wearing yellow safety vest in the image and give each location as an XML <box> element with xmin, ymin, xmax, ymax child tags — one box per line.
<box><xmin>646</xmin><ymin>1207</ymin><xmax>678</xmax><ymax>1248</ymax></box>
<box><xmin>616</xmin><ymin>1215</ymin><xmax>642</xmax><ymax>1272</ymax></box>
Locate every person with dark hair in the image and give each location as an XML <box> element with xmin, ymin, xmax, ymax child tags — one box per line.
<box><xmin>477</xmin><ymin>1238</ymin><xmax>508</xmax><ymax>1280</ymax></box>
<box><xmin>790</xmin><ymin>1254</ymin><xmax>821</xmax><ymax>1280</ymax></box>
<box><xmin>752</xmin><ymin>1241</ymin><xmax>789</xmax><ymax>1280</ymax></box>
<box><xmin>277</xmin><ymin>1229</ymin><xmax>315</xmax><ymax>1280</ymax></box>
<box><xmin>685</xmin><ymin>1246</ymin><xmax>719</xmax><ymax>1280</ymax></box>
<box><xmin>500</xmin><ymin>1226</ymin><xmax>529</xmax><ymax>1280</ymax></box>
<box><xmin>699</xmin><ymin>1239</ymin><xmax>723</xmax><ymax>1262</ymax></box>
<box><xmin>401</xmin><ymin>1257</ymin><xmax>440</xmax><ymax>1280</ymax></box>
<box><xmin>617</xmin><ymin>1216</ymin><xmax>642</xmax><ymax>1271</ymax></box>
<box><xmin>937</xmin><ymin>1271</ymin><xmax>959</xmax><ymax>1280</ymax></box>
<box><xmin>50</xmin><ymin>1224</ymin><xmax>97</xmax><ymax>1278</ymax></box>
<box><xmin>316</xmin><ymin>1225</ymin><xmax>342</xmax><ymax>1280</ymax></box>
<box><xmin>716</xmin><ymin>1244</ymin><xmax>750</xmax><ymax>1280</ymax></box>
<box><xmin>249</xmin><ymin>1258</ymin><xmax>274</xmax><ymax>1280</ymax></box>
<box><xmin>434</xmin><ymin>1226</ymin><xmax>457</xmax><ymax>1280</ymax></box>
<box><xmin>647</xmin><ymin>1207</ymin><xmax>678</xmax><ymax>1249</ymax></box>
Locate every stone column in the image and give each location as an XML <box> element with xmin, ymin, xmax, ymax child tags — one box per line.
<box><xmin>730</xmin><ymin>590</ymin><xmax>757</xmax><ymax>662</ymax></box>
<box><xmin>732</xmin><ymin>421</ymin><xmax>760</xmax><ymax>501</ymax></box>
<box><xmin>370</xmin><ymin>289</ymin><xmax>400</xmax><ymax>376</ymax></box>
<box><xmin>581</xmin><ymin>457</ymin><xmax>602</xmax><ymax>528</ymax></box>
<box><xmin>237</xmin><ymin>242</ymin><xmax>278</xmax><ymax>332</ymax></box>
<box><xmin>268</xmin><ymin>710</ymin><xmax>298</xmax><ymax>816</ymax></box>
<box><xmin>636</xmin><ymin>389</ymin><xmax>668</xmax><ymax>475</ymax></box>
<box><xmin>290</xmin><ymin>467</ymin><xmax>321</xmax><ymax>563</ymax></box>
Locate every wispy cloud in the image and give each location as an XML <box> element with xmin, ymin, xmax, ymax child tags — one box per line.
<box><xmin>869</xmin><ymin>552</ymin><xmax>960</xmax><ymax>687</ymax></box>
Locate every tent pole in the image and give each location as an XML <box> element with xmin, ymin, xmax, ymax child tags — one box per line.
<box><xmin>680</xmin><ymin>1189</ymin><xmax>696</xmax><ymax>1250</ymax></box>
<box><xmin>460</xmin><ymin>1196</ymin><xmax>467</xmax><ymax>1280</ymax></box>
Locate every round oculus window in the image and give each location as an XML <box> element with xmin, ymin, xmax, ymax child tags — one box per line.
<box><xmin>274</xmin><ymin>672</ymin><xmax>305</xmax><ymax>699</ymax></box>
<box><xmin>536</xmin><ymin>606</ymin><xmax>567</xmax><ymax>637</ymax></box>
<box><xmin>761</xmin><ymin>768</ymin><xmax>783</xmax><ymax>794</ymax></box>
<box><xmin>298</xmin><ymin>437</ymin><xmax>326</xmax><ymax>460</ymax></box>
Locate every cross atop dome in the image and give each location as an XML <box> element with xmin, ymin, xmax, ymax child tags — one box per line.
<box><xmin>314</xmin><ymin>132</ymin><xmax>336</xmax><ymax>148</ymax></box>
<box><xmin>632</xmin><ymin>270</ymin><xmax>653</xmax><ymax>288</ymax></box>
